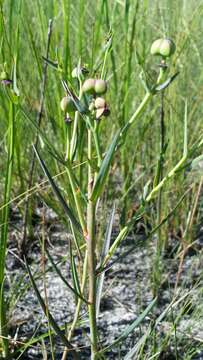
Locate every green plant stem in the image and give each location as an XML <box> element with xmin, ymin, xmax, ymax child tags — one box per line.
<box><xmin>65</xmin><ymin>123</ymin><xmax>72</xmax><ymax>161</ymax></box>
<box><xmin>120</xmin><ymin>66</ymin><xmax>166</xmax><ymax>141</ymax></box>
<box><xmin>146</xmin><ymin>156</ymin><xmax>187</xmax><ymax>203</ymax></box>
<box><xmin>87</xmin><ymin>128</ymin><xmax>98</xmax><ymax>359</ymax></box>
<box><xmin>0</xmin><ymin>101</ymin><xmax>15</xmax><ymax>358</ymax></box>
<box><xmin>70</xmin><ymin>78</ymin><xmax>83</xmax><ymax>161</ymax></box>
<box><xmin>68</xmin><ymin>251</ymin><xmax>88</xmax><ymax>340</ymax></box>
<box><xmin>93</xmin><ymin>122</ymin><xmax>102</xmax><ymax>167</ymax></box>
<box><xmin>62</xmin><ymin>252</ymin><xmax>88</xmax><ymax>360</ymax></box>
<box><xmin>121</xmin><ymin>91</ymin><xmax>152</xmax><ymax>139</ymax></box>
<box><xmin>65</xmin><ymin>164</ymin><xmax>87</xmax><ymax>236</ymax></box>
<box><xmin>153</xmin><ymin>89</ymin><xmax>165</xmax><ymax>295</ymax></box>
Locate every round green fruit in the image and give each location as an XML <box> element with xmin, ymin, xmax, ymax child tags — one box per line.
<box><xmin>60</xmin><ymin>96</ymin><xmax>76</xmax><ymax>113</ymax></box>
<box><xmin>150</xmin><ymin>39</ymin><xmax>163</xmax><ymax>56</ymax></box>
<box><xmin>95</xmin><ymin>97</ymin><xmax>106</xmax><ymax>109</ymax></box>
<box><xmin>82</xmin><ymin>78</ymin><xmax>96</xmax><ymax>94</ymax></box>
<box><xmin>94</xmin><ymin>79</ymin><xmax>107</xmax><ymax>95</ymax></box>
<box><xmin>160</xmin><ymin>38</ymin><xmax>176</xmax><ymax>57</ymax></box>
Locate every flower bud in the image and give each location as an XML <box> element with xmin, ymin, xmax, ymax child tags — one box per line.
<box><xmin>82</xmin><ymin>78</ymin><xmax>96</xmax><ymax>94</ymax></box>
<box><xmin>94</xmin><ymin>79</ymin><xmax>107</xmax><ymax>95</ymax></box>
<box><xmin>95</xmin><ymin>97</ymin><xmax>106</xmax><ymax>109</ymax></box>
<box><xmin>151</xmin><ymin>38</ymin><xmax>176</xmax><ymax>58</ymax></box>
<box><xmin>60</xmin><ymin>96</ymin><xmax>76</xmax><ymax>113</ymax></box>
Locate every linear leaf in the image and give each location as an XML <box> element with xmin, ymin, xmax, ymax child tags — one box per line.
<box><xmin>33</xmin><ymin>146</ymin><xmax>82</xmax><ymax>234</ymax></box>
<box><xmin>62</xmin><ymin>80</ymin><xmax>86</xmax><ymax>114</ymax></box>
<box><xmin>98</xmin><ymin>297</ymin><xmax>157</xmax><ymax>355</ymax></box>
<box><xmin>155</xmin><ymin>72</ymin><xmax>179</xmax><ymax>92</ymax></box>
<box><xmin>20</xmin><ymin>107</ymin><xmax>64</xmax><ymax>164</ymax></box>
<box><xmin>45</xmin><ymin>248</ymin><xmax>88</xmax><ymax>304</ymax></box>
<box><xmin>124</xmin><ymin>326</ymin><xmax>152</xmax><ymax>360</ymax></box>
<box><xmin>25</xmin><ymin>258</ymin><xmax>79</xmax><ymax>359</ymax></box>
<box><xmin>91</xmin><ymin>130</ymin><xmax>120</xmax><ymax>202</ymax></box>
<box><xmin>96</xmin><ymin>203</ymin><xmax>115</xmax><ymax>317</ymax></box>
<box><xmin>70</xmin><ymin>243</ymin><xmax>82</xmax><ymax>304</ymax></box>
<box><xmin>42</xmin><ymin>56</ymin><xmax>60</xmax><ymax>70</ymax></box>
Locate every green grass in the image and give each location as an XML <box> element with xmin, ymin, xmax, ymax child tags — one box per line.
<box><xmin>0</xmin><ymin>0</ymin><xmax>203</xmax><ymax>359</ymax></box>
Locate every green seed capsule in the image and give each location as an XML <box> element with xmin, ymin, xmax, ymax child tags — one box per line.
<box><xmin>150</xmin><ymin>39</ymin><xmax>163</xmax><ymax>56</ymax></box>
<box><xmin>151</xmin><ymin>38</ymin><xmax>176</xmax><ymax>58</ymax></box>
<box><xmin>82</xmin><ymin>78</ymin><xmax>96</xmax><ymax>94</ymax></box>
<box><xmin>160</xmin><ymin>39</ymin><xmax>176</xmax><ymax>57</ymax></box>
<box><xmin>94</xmin><ymin>79</ymin><xmax>107</xmax><ymax>95</ymax></box>
<box><xmin>60</xmin><ymin>96</ymin><xmax>76</xmax><ymax>113</ymax></box>
<box><xmin>95</xmin><ymin>97</ymin><xmax>106</xmax><ymax>109</ymax></box>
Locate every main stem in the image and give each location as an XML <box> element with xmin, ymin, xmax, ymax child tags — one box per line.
<box><xmin>153</xmin><ymin>90</ymin><xmax>165</xmax><ymax>295</ymax></box>
<box><xmin>87</xmin><ymin>128</ymin><xmax>98</xmax><ymax>359</ymax></box>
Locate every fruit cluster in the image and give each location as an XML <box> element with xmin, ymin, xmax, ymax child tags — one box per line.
<box><xmin>60</xmin><ymin>37</ymin><xmax>176</xmax><ymax>120</ymax></box>
<box><xmin>82</xmin><ymin>78</ymin><xmax>110</xmax><ymax>120</ymax></box>
<box><xmin>60</xmin><ymin>76</ymin><xmax>110</xmax><ymax>120</ymax></box>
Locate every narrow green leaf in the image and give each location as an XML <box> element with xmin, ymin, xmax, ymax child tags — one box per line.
<box><xmin>70</xmin><ymin>243</ymin><xmax>82</xmax><ymax>304</ymax></box>
<box><xmin>42</xmin><ymin>56</ymin><xmax>60</xmax><ymax>70</ymax></box>
<box><xmin>46</xmin><ymin>247</ymin><xmax>88</xmax><ymax>304</ymax></box>
<box><xmin>25</xmin><ymin>258</ymin><xmax>79</xmax><ymax>358</ymax></box>
<box><xmin>91</xmin><ymin>130</ymin><xmax>120</xmax><ymax>202</ymax></box>
<box><xmin>33</xmin><ymin>146</ymin><xmax>82</xmax><ymax>234</ymax></box>
<box><xmin>155</xmin><ymin>72</ymin><xmax>179</xmax><ymax>92</ymax></box>
<box><xmin>61</xmin><ymin>80</ymin><xmax>86</xmax><ymax>114</ymax></box>
<box><xmin>20</xmin><ymin>107</ymin><xmax>65</xmax><ymax>164</ymax></box>
<box><xmin>98</xmin><ymin>297</ymin><xmax>157</xmax><ymax>354</ymax></box>
<box><xmin>96</xmin><ymin>203</ymin><xmax>115</xmax><ymax>317</ymax></box>
<box><xmin>124</xmin><ymin>326</ymin><xmax>152</xmax><ymax>360</ymax></box>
